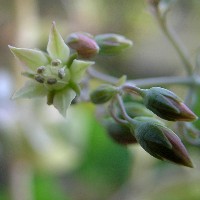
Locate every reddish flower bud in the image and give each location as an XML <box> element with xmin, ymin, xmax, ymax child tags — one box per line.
<box><xmin>143</xmin><ymin>87</ymin><xmax>198</xmax><ymax>121</ymax></box>
<box><xmin>133</xmin><ymin>121</ymin><xmax>194</xmax><ymax>167</ymax></box>
<box><xmin>66</xmin><ymin>32</ymin><xmax>99</xmax><ymax>59</ymax></box>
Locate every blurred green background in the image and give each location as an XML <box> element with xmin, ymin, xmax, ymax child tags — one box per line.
<box><xmin>1</xmin><ymin>0</ymin><xmax>200</xmax><ymax>200</ymax></box>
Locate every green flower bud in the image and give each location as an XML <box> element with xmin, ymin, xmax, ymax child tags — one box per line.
<box><xmin>123</xmin><ymin>102</ymin><xmax>154</xmax><ymax>118</ymax></box>
<box><xmin>90</xmin><ymin>84</ymin><xmax>118</xmax><ymax>104</ymax></box>
<box><xmin>134</xmin><ymin>116</ymin><xmax>164</xmax><ymax>125</ymax></box>
<box><xmin>66</xmin><ymin>32</ymin><xmax>99</xmax><ymax>59</ymax></box>
<box><xmin>143</xmin><ymin>87</ymin><xmax>198</xmax><ymax>121</ymax></box>
<box><xmin>132</xmin><ymin>120</ymin><xmax>194</xmax><ymax>167</ymax></box>
<box><xmin>104</xmin><ymin>119</ymin><xmax>137</xmax><ymax>145</ymax></box>
<box><xmin>95</xmin><ymin>33</ymin><xmax>133</xmax><ymax>55</ymax></box>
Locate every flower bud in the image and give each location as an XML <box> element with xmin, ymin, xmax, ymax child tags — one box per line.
<box><xmin>124</xmin><ymin>102</ymin><xmax>154</xmax><ymax>118</ymax></box>
<box><xmin>90</xmin><ymin>84</ymin><xmax>118</xmax><ymax>104</ymax></box>
<box><xmin>143</xmin><ymin>87</ymin><xmax>198</xmax><ymax>121</ymax></box>
<box><xmin>134</xmin><ymin>116</ymin><xmax>164</xmax><ymax>125</ymax></box>
<box><xmin>66</xmin><ymin>32</ymin><xmax>99</xmax><ymax>59</ymax></box>
<box><xmin>133</xmin><ymin>121</ymin><xmax>193</xmax><ymax>167</ymax></box>
<box><xmin>95</xmin><ymin>33</ymin><xmax>133</xmax><ymax>55</ymax></box>
<box><xmin>104</xmin><ymin>119</ymin><xmax>137</xmax><ymax>145</ymax></box>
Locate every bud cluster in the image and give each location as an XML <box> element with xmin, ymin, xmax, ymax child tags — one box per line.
<box><xmin>66</xmin><ymin>32</ymin><xmax>133</xmax><ymax>58</ymax></box>
<box><xmin>92</xmin><ymin>83</ymin><xmax>198</xmax><ymax>167</ymax></box>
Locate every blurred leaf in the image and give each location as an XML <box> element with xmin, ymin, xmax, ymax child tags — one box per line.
<box><xmin>75</xmin><ymin>113</ymin><xmax>133</xmax><ymax>199</ymax></box>
<box><xmin>0</xmin><ymin>190</ymin><xmax>9</xmax><ymax>200</ymax></box>
<box><xmin>34</xmin><ymin>174</ymin><xmax>71</xmax><ymax>200</ymax></box>
<box><xmin>151</xmin><ymin>180</ymin><xmax>200</xmax><ymax>200</ymax></box>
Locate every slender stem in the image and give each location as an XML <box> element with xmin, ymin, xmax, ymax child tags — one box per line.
<box><xmin>116</xmin><ymin>94</ymin><xmax>131</xmax><ymax>121</ymax></box>
<box><xmin>47</xmin><ymin>91</ymin><xmax>55</xmax><ymax>105</ymax></box>
<box><xmin>121</xmin><ymin>84</ymin><xmax>145</xmax><ymax>96</ymax></box>
<box><xmin>129</xmin><ymin>75</ymin><xmax>198</xmax><ymax>87</ymax></box>
<box><xmin>109</xmin><ymin>98</ymin><xmax>128</xmax><ymax>125</ymax></box>
<box><xmin>87</xmin><ymin>67</ymin><xmax>118</xmax><ymax>84</ymax></box>
<box><xmin>154</xmin><ymin>7</ymin><xmax>193</xmax><ymax>75</ymax></box>
<box><xmin>116</xmin><ymin>94</ymin><xmax>137</xmax><ymax>128</ymax></box>
<box><xmin>88</xmin><ymin>67</ymin><xmax>199</xmax><ymax>88</ymax></box>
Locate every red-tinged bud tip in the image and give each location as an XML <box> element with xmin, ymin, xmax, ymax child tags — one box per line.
<box><xmin>178</xmin><ymin>103</ymin><xmax>198</xmax><ymax>122</ymax></box>
<box><xmin>134</xmin><ymin>121</ymin><xmax>194</xmax><ymax>168</ymax></box>
<box><xmin>66</xmin><ymin>32</ymin><xmax>99</xmax><ymax>59</ymax></box>
<box><xmin>143</xmin><ymin>87</ymin><xmax>198</xmax><ymax>122</ymax></box>
<box><xmin>163</xmin><ymin>128</ymin><xmax>194</xmax><ymax>168</ymax></box>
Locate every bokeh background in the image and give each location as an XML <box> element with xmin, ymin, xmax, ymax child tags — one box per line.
<box><xmin>1</xmin><ymin>0</ymin><xmax>200</xmax><ymax>199</ymax></box>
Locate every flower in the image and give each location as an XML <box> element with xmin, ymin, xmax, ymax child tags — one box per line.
<box><xmin>9</xmin><ymin>22</ymin><xmax>94</xmax><ymax>117</ymax></box>
<box><xmin>142</xmin><ymin>87</ymin><xmax>198</xmax><ymax>121</ymax></box>
<box><xmin>132</xmin><ymin>120</ymin><xmax>194</xmax><ymax>167</ymax></box>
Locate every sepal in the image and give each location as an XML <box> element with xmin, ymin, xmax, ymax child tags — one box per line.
<box><xmin>47</xmin><ymin>22</ymin><xmax>70</xmax><ymax>63</ymax></box>
<box><xmin>9</xmin><ymin>46</ymin><xmax>49</xmax><ymax>71</ymax></box>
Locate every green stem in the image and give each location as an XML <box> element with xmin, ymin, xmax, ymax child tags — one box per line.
<box><xmin>154</xmin><ymin>7</ymin><xmax>193</xmax><ymax>75</ymax></box>
<box><xmin>87</xmin><ymin>67</ymin><xmax>118</xmax><ymax>84</ymax></box>
<box><xmin>47</xmin><ymin>91</ymin><xmax>55</xmax><ymax>105</ymax></box>
<box><xmin>121</xmin><ymin>84</ymin><xmax>145</xmax><ymax>96</ymax></box>
<box><xmin>88</xmin><ymin>67</ymin><xmax>199</xmax><ymax>88</ymax></box>
<box><xmin>130</xmin><ymin>75</ymin><xmax>198</xmax><ymax>88</ymax></box>
<box><xmin>116</xmin><ymin>94</ymin><xmax>137</xmax><ymax>128</ymax></box>
<box><xmin>109</xmin><ymin>97</ymin><xmax>128</xmax><ymax>125</ymax></box>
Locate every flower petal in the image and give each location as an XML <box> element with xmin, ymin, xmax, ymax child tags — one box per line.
<box><xmin>53</xmin><ymin>87</ymin><xmax>76</xmax><ymax>117</ymax></box>
<box><xmin>12</xmin><ymin>81</ymin><xmax>48</xmax><ymax>99</ymax></box>
<box><xmin>9</xmin><ymin>46</ymin><xmax>49</xmax><ymax>71</ymax></box>
<box><xmin>70</xmin><ymin>59</ymin><xmax>94</xmax><ymax>83</ymax></box>
<box><xmin>47</xmin><ymin>22</ymin><xmax>70</xmax><ymax>63</ymax></box>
